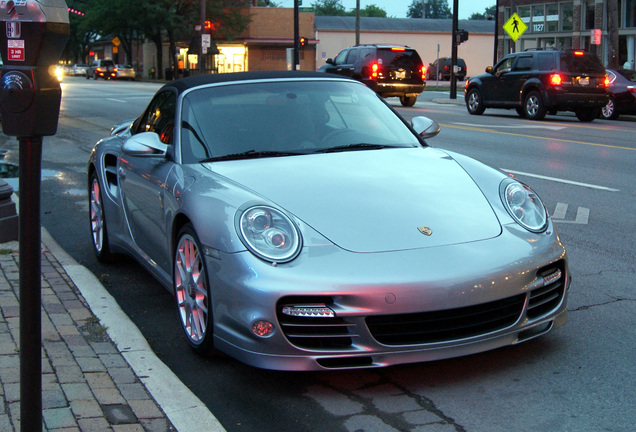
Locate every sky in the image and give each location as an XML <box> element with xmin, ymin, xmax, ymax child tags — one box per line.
<box><xmin>276</xmin><ymin>0</ymin><xmax>496</xmax><ymax>20</ymax></box>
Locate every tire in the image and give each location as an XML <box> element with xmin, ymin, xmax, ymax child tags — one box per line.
<box><xmin>515</xmin><ymin>107</ymin><xmax>526</xmax><ymax>118</ymax></box>
<box><xmin>89</xmin><ymin>172</ymin><xmax>114</xmax><ymax>262</ymax></box>
<box><xmin>174</xmin><ymin>223</ymin><xmax>215</xmax><ymax>356</ymax></box>
<box><xmin>466</xmin><ymin>88</ymin><xmax>485</xmax><ymax>115</ymax></box>
<box><xmin>523</xmin><ymin>91</ymin><xmax>547</xmax><ymax>120</ymax></box>
<box><xmin>400</xmin><ymin>95</ymin><xmax>417</xmax><ymax>107</ymax></box>
<box><xmin>575</xmin><ymin>107</ymin><xmax>600</xmax><ymax>122</ymax></box>
<box><xmin>600</xmin><ymin>97</ymin><xmax>619</xmax><ymax>120</ymax></box>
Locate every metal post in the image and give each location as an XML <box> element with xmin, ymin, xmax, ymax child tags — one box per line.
<box><xmin>200</xmin><ymin>0</ymin><xmax>206</xmax><ymax>74</ymax></box>
<box><xmin>19</xmin><ymin>136</ymin><xmax>43</xmax><ymax>432</ymax></box>
<box><xmin>450</xmin><ymin>0</ymin><xmax>459</xmax><ymax>99</ymax></box>
<box><xmin>294</xmin><ymin>0</ymin><xmax>300</xmax><ymax>70</ymax></box>
<box><xmin>493</xmin><ymin>0</ymin><xmax>499</xmax><ymax>66</ymax></box>
<box><xmin>355</xmin><ymin>0</ymin><xmax>360</xmax><ymax>45</ymax></box>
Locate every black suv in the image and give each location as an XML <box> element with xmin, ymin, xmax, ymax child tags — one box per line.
<box><xmin>318</xmin><ymin>44</ymin><xmax>425</xmax><ymax>107</ymax></box>
<box><xmin>464</xmin><ymin>49</ymin><xmax>608</xmax><ymax>122</ymax></box>
<box><xmin>87</xmin><ymin>59</ymin><xmax>116</xmax><ymax>80</ymax></box>
<box><xmin>427</xmin><ymin>57</ymin><xmax>467</xmax><ymax>81</ymax></box>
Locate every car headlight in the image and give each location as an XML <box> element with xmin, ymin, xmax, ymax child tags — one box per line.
<box><xmin>238</xmin><ymin>206</ymin><xmax>302</xmax><ymax>263</ymax></box>
<box><xmin>500</xmin><ymin>179</ymin><xmax>548</xmax><ymax>232</ymax></box>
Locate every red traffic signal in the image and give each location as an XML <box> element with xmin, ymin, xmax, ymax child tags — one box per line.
<box><xmin>299</xmin><ymin>36</ymin><xmax>307</xmax><ymax>47</ymax></box>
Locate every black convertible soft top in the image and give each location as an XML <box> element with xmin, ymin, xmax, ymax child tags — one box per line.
<box><xmin>161</xmin><ymin>70</ymin><xmax>352</xmax><ymax>95</ymax></box>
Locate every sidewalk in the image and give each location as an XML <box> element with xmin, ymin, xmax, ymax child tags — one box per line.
<box><xmin>0</xmin><ymin>227</ymin><xmax>224</xmax><ymax>431</ymax></box>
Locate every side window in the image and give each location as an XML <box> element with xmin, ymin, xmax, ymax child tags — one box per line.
<box><xmin>334</xmin><ymin>49</ymin><xmax>350</xmax><ymax>65</ymax></box>
<box><xmin>513</xmin><ymin>56</ymin><xmax>533</xmax><ymax>71</ymax></box>
<box><xmin>495</xmin><ymin>57</ymin><xmax>515</xmax><ymax>74</ymax></box>
<box><xmin>347</xmin><ymin>48</ymin><xmax>359</xmax><ymax>65</ymax></box>
<box><xmin>136</xmin><ymin>91</ymin><xmax>177</xmax><ymax>144</ymax></box>
<box><xmin>537</xmin><ymin>53</ymin><xmax>556</xmax><ymax>71</ymax></box>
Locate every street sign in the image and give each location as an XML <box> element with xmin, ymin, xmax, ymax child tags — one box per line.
<box><xmin>503</xmin><ymin>13</ymin><xmax>527</xmax><ymax>42</ymax></box>
<box><xmin>202</xmin><ymin>34</ymin><xmax>211</xmax><ymax>54</ymax></box>
<box><xmin>591</xmin><ymin>28</ymin><xmax>601</xmax><ymax>45</ymax></box>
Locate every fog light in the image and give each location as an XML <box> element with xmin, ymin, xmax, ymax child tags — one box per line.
<box><xmin>282</xmin><ymin>305</ymin><xmax>335</xmax><ymax>318</ymax></box>
<box><xmin>252</xmin><ymin>320</ymin><xmax>274</xmax><ymax>337</ymax></box>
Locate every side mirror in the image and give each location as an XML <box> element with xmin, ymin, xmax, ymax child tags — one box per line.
<box><xmin>326</xmin><ymin>58</ymin><xmax>335</xmax><ymax>65</ymax></box>
<box><xmin>122</xmin><ymin>132</ymin><xmax>168</xmax><ymax>157</ymax></box>
<box><xmin>411</xmin><ymin>116</ymin><xmax>441</xmax><ymax>140</ymax></box>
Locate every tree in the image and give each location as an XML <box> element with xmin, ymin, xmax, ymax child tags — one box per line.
<box><xmin>312</xmin><ymin>0</ymin><xmax>347</xmax><ymax>16</ymax></box>
<box><xmin>407</xmin><ymin>0</ymin><xmax>452</xmax><ymax>19</ymax></box>
<box><xmin>469</xmin><ymin>5</ymin><xmax>496</xmax><ymax>20</ymax></box>
<box><xmin>348</xmin><ymin>4</ymin><xmax>388</xmax><ymax>18</ymax></box>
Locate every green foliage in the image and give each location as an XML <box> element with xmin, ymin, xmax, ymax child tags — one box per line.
<box><xmin>407</xmin><ymin>0</ymin><xmax>452</xmax><ymax>19</ymax></box>
<box><xmin>468</xmin><ymin>5</ymin><xmax>496</xmax><ymax>20</ymax></box>
<box><xmin>312</xmin><ymin>0</ymin><xmax>347</xmax><ymax>16</ymax></box>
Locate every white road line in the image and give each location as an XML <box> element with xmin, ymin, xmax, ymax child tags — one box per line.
<box><xmin>454</xmin><ymin>122</ymin><xmax>567</xmax><ymax>130</ymax></box>
<box><xmin>552</xmin><ymin>202</ymin><xmax>568</xmax><ymax>219</ymax></box>
<box><xmin>502</xmin><ymin>169</ymin><xmax>620</xmax><ymax>192</ymax></box>
<box><xmin>107</xmin><ymin>98</ymin><xmax>127</xmax><ymax>103</ymax></box>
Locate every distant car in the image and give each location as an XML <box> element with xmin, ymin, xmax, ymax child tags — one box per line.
<box><xmin>87</xmin><ymin>59</ymin><xmax>116</xmax><ymax>80</ymax></box>
<box><xmin>317</xmin><ymin>44</ymin><xmax>425</xmax><ymax>107</ymax></box>
<box><xmin>427</xmin><ymin>57</ymin><xmax>467</xmax><ymax>81</ymax></box>
<box><xmin>88</xmin><ymin>71</ymin><xmax>570</xmax><ymax>371</ymax></box>
<box><xmin>600</xmin><ymin>68</ymin><xmax>636</xmax><ymax>120</ymax></box>
<box><xmin>115</xmin><ymin>64</ymin><xmax>136</xmax><ymax>81</ymax></box>
<box><xmin>71</xmin><ymin>63</ymin><xmax>88</xmax><ymax>76</ymax></box>
<box><xmin>465</xmin><ymin>49</ymin><xmax>609</xmax><ymax>122</ymax></box>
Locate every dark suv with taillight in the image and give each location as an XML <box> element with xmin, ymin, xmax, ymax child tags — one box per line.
<box><xmin>318</xmin><ymin>44</ymin><xmax>426</xmax><ymax>107</ymax></box>
<box><xmin>464</xmin><ymin>49</ymin><xmax>608</xmax><ymax>122</ymax></box>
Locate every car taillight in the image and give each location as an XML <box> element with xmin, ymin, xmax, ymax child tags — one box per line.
<box><xmin>628</xmin><ymin>86</ymin><xmax>636</xmax><ymax>94</ymax></box>
<box><xmin>391</xmin><ymin>47</ymin><xmax>405</xmax><ymax>51</ymax></box>
<box><xmin>573</xmin><ymin>50</ymin><xmax>585</xmax><ymax>56</ymax></box>
<box><xmin>370</xmin><ymin>63</ymin><xmax>379</xmax><ymax>79</ymax></box>
<box><xmin>550</xmin><ymin>73</ymin><xmax>563</xmax><ymax>86</ymax></box>
<box><xmin>421</xmin><ymin>66</ymin><xmax>426</xmax><ymax>80</ymax></box>
<box><xmin>444</xmin><ymin>65</ymin><xmax>450</xmax><ymax>70</ymax></box>
<box><xmin>604</xmin><ymin>75</ymin><xmax>610</xmax><ymax>88</ymax></box>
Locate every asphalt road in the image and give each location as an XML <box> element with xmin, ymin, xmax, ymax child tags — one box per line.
<box><xmin>1</xmin><ymin>76</ymin><xmax>634</xmax><ymax>432</ymax></box>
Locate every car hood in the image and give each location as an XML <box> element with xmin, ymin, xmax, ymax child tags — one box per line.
<box><xmin>207</xmin><ymin>147</ymin><xmax>502</xmax><ymax>253</ymax></box>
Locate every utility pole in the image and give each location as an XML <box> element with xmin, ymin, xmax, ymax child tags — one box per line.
<box><xmin>199</xmin><ymin>0</ymin><xmax>205</xmax><ymax>74</ymax></box>
<box><xmin>294</xmin><ymin>0</ymin><xmax>299</xmax><ymax>69</ymax></box>
<box><xmin>450</xmin><ymin>0</ymin><xmax>459</xmax><ymax>99</ymax></box>
<box><xmin>355</xmin><ymin>0</ymin><xmax>360</xmax><ymax>45</ymax></box>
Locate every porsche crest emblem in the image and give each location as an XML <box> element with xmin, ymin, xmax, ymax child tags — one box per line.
<box><xmin>417</xmin><ymin>226</ymin><xmax>433</xmax><ymax>236</ymax></box>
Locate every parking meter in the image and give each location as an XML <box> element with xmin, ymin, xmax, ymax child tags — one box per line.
<box><xmin>0</xmin><ymin>0</ymin><xmax>69</xmax><ymax>137</ymax></box>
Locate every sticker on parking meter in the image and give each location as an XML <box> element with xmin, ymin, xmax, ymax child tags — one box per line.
<box><xmin>8</xmin><ymin>39</ymin><xmax>24</xmax><ymax>61</ymax></box>
<box><xmin>6</xmin><ymin>21</ymin><xmax>20</xmax><ymax>38</ymax></box>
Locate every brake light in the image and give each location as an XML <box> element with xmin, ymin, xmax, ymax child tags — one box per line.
<box><xmin>604</xmin><ymin>75</ymin><xmax>610</xmax><ymax>88</ymax></box>
<box><xmin>573</xmin><ymin>50</ymin><xmax>585</xmax><ymax>56</ymax></box>
<box><xmin>550</xmin><ymin>73</ymin><xmax>563</xmax><ymax>86</ymax></box>
<box><xmin>370</xmin><ymin>63</ymin><xmax>379</xmax><ymax>79</ymax></box>
<box><xmin>628</xmin><ymin>86</ymin><xmax>636</xmax><ymax>93</ymax></box>
<box><xmin>421</xmin><ymin>66</ymin><xmax>426</xmax><ymax>80</ymax></box>
<box><xmin>391</xmin><ymin>47</ymin><xmax>405</xmax><ymax>51</ymax></box>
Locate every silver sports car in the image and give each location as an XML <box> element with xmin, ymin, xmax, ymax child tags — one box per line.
<box><xmin>88</xmin><ymin>71</ymin><xmax>570</xmax><ymax>371</ymax></box>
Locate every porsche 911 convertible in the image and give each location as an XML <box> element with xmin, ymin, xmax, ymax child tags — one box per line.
<box><xmin>88</xmin><ymin>71</ymin><xmax>570</xmax><ymax>371</ymax></box>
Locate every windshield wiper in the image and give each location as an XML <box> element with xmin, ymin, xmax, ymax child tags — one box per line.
<box><xmin>315</xmin><ymin>143</ymin><xmax>397</xmax><ymax>153</ymax></box>
<box><xmin>199</xmin><ymin>149</ymin><xmax>308</xmax><ymax>162</ymax></box>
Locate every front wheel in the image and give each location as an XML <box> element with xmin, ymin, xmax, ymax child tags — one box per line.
<box><xmin>575</xmin><ymin>107</ymin><xmax>600</xmax><ymax>122</ymax></box>
<box><xmin>600</xmin><ymin>97</ymin><xmax>619</xmax><ymax>120</ymax></box>
<box><xmin>89</xmin><ymin>172</ymin><xmax>114</xmax><ymax>262</ymax></box>
<box><xmin>466</xmin><ymin>88</ymin><xmax>485</xmax><ymax>115</ymax></box>
<box><xmin>399</xmin><ymin>95</ymin><xmax>417</xmax><ymax>107</ymax></box>
<box><xmin>523</xmin><ymin>91</ymin><xmax>547</xmax><ymax>120</ymax></box>
<box><xmin>174</xmin><ymin>224</ymin><xmax>215</xmax><ymax>356</ymax></box>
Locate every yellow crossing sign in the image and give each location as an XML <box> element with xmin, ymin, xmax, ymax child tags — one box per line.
<box><xmin>503</xmin><ymin>13</ymin><xmax>527</xmax><ymax>42</ymax></box>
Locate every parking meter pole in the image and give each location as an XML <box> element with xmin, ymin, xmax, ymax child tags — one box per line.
<box><xmin>18</xmin><ymin>136</ymin><xmax>43</xmax><ymax>432</ymax></box>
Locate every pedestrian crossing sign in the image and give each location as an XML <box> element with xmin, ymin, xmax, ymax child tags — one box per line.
<box><xmin>503</xmin><ymin>12</ymin><xmax>528</xmax><ymax>42</ymax></box>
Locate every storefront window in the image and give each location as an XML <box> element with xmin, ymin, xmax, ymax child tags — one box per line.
<box><xmin>625</xmin><ymin>0</ymin><xmax>635</xmax><ymax>28</ymax></box>
<box><xmin>533</xmin><ymin>5</ymin><xmax>546</xmax><ymax>32</ymax></box>
<box><xmin>561</xmin><ymin>2</ymin><xmax>574</xmax><ymax>31</ymax></box>
<box><xmin>584</xmin><ymin>1</ymin><xmax>595</xmax><ymax>30</ymax></box>
<box><xmin>546</xmin><ymin>4</ymin><xmax>559</xmax><ymax>32</ymax></box>
<box><xmin>518</xmin><ymin>6</ymin><xmax>531</xmax><ymax>29</ymax></box>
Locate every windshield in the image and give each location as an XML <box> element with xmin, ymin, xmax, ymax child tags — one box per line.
<box><xmin>179</xmin><ymin>80</ymin><xmax>421</xmax><ymax>163</ymax></box>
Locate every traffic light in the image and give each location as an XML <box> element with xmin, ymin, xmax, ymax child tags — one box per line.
<box><xmin>298</xmin><ymin>36</ymin><xmax>307</xmax><ymax>48</ymax></box>
<box><xmin>456</xmin><ymin>29</ymin><xmax>469</xmax><ymax>45</ymax></box>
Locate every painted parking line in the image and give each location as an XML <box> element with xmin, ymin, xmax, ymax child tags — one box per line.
<box><xmin>551</xmin><ymin>203</ymin><xmax>590</xmax><ymax>225</ymax></box>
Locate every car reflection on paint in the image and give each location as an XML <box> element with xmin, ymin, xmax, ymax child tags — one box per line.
<box><xmin>88</xmin><ymin>71</ymin><xmax>570</xmax><ymax>371</ymax></box>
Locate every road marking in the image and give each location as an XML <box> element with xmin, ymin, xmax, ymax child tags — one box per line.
<box><xmin>441</xmin><ymin>123</ymin><xmax>636</xmax><ymax>151</ymax></box>
<box><xmin>453</xmin><ymin>122</ymin><xmax>567</xmax><ymax>131</ymax></box>
<box><xmin>107</xmin><ymin>98</ymin><xmax>127</xmax><ymax>103</ymax></box>
<box><xmin>502</xmin><ymin>169</ymin><xmax>620</xmax><ymax>192</ymax></box>
<box><xmin>550</xmin><ymin>203</ymin><xmax>590</xmax><ymax>224</ymax></box>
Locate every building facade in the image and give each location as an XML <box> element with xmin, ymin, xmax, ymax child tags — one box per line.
<box><xmin>497</xmin><ymin>0</ymin><xmax>635</xmax><ymax>68</ymax></box>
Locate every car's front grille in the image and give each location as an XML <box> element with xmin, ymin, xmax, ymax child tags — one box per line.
<box><xmin>366</xmin><ymin>294</ymin><xmax>525</xmax><ymax>346</ymax></box>
<box><xmin>277</xmin><ymin>297</ymin><xmax>355</xmax><ymax>349</ymax></box>
<box><xmin>527</xmin><ymin>262</ymin><xmax>566</xmax><ymax>319</ymax></box>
